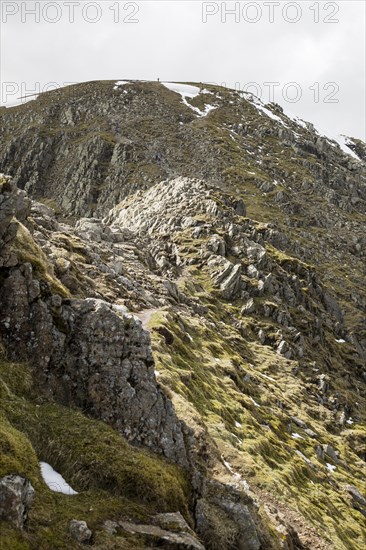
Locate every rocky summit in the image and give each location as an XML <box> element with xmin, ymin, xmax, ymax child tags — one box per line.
<box><xmin>0</xmin><ymin>80</ymin><xmax>365</xmax><ymax>550</ymax></box>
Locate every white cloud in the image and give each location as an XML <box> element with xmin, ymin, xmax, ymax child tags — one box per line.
<box><xmin>1</xmin><ymin>1</ymin><xmax>365</xmax><ymax>139</ymax></box>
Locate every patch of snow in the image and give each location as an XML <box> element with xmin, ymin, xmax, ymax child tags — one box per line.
<box><xmin>279</xmin><ymin>107</ymin><xmax>309</xmax><ymax>130</ymax></box>
<box><xmin>235</xmin><ymin>421</ymin><xmax>242</xmax><ymax>428</ymax></box>
<box><xmin>250</xmin><ymin>397</ymin><xmax>261</xmax><ymax>408</ymax></box>
<box><xmin>202</xmin><ymin>104</ymin><xmax>216</xmax><ymax>116</ymax></box>
<box><xmin>292</xmin><ymin>432</ymin><xmax>304</xmax><ymax>440</ymax></box>
<box><xmin>250</xmin><ymin>368</ymin><xmax>276</xmax><ymax>383</ymax></box>
<box><xmin>114</xmin><ymin>80</ymin><xmax>130</xmax><ymax>90</ymax></box>
<box><xmin>223</xmin><ymin>459</ymin><xmax>233</xmax><ymax>472</ymax></box>
<box><xmin>231</xmin><ymin>433</ymin><xmax>243</xmax><ymax>444</ymax></box>
<box><xmin>335</xmin><ymin>338</ymin><xmax>346</xmax><ymax>344</ymax></box>
<box><xmin>40</xmin><ymin>462</ymin><xmax>78</xmax><ymax>495</ymax></box>
<box><xmin>182</xmin><ymin>98</ymin><xmax>202</xmax><ymax>116</ymax></box>
<box><xmin>161</xmin><ymin>82</ymin><xmax>217</xmax><ymax>117</ymax></box>
<box><xmin>185</xmin><ymin>332</ymin><xmax>193</xmax><ymax>342</ymax></box>
<box><xmin>247</xmin><ymin>95</ymin><xmax>287</xmax><ymax>127</ymax></box>
<box><xmin>114</xmin><ymin>81</ymin><xmax>129</xmax><ymax>90</ymax></box>
<box><xmin>222</xmin><ymin>458</ymin><xmax>250</xmax><ymax>492</ymax></box>
<box><xmin>333</xmin><ymin>134</ymin><xmax>360</xmax><ymax>161</ymax></box>
<box><xmin>326</xmin><ymin>463</ymin><xmax>337</xmax><ymax>472</ymax></box>
<box><xmin>181</xmin><ymin>97</ymin><xmax>217</xmax><ymax>117</ymax></box>
<box><xmin>154</xmin><ymin>370</ymin><xmax>160</xmax><ymax>377</ymax></box>
<box><xmin>312</xmin><ymin>124</ymin><xmax>361</xmax><ymax>160</ymax></box>
<box><xmin>346</xmin><ymin>418</ymin><xmax>354</xmax><ymax>425</ymax></box>
<box><xmin>162</xmin><ymin>82</ymin><xmax>201</xmax><ymax>98</ymax></box>
<box><xmin>257</xmin><ymin>105</ymin><xmax>285</xmax><ymax>125</ymax></box>
<box><xmin>293</xmin><ymin>117</ymin><xmax>308</xmax><ymax>129</ymax></box>
<box><xmin>272</xmin><ymin>105</ymin><xmax>361</xmax><ymax>161</ymax></box>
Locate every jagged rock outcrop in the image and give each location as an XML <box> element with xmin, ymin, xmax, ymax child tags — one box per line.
<box><xmin>0</xmin><ymin>178</ymin><xmax>190</xmax><ymax>470</ymax></box>
<box><xmin>0</xmin><ymin>177</ymin><xmax>269</xmax><ymax>549</ymax></box>
<box><xmin>49</xmin><ymin>298</ymin><xmax>190</xmax><ymax>467</ymax></box>
<box><xmin>347</xmin><ymin>485</ymin><xmax>366</xmax><ymax>518</ymax></box>
<box><xmin>0</xmin><ymin>475</ymin><xmax>34</xmax><ymax>529</ymax></box>
<box><xmin>1</xmin><ymin>81</ymin><xmax>365</xmax><ymax>220</ymax></box>
<box><xmin>1</xmin><ymin>79</ymin><xmax>366</xmax><ymax>550</ymax></box>
<box><xmin>195</xmin><ymin>481</ymin><xmax>260</xmax><ymax>550</ymax></box>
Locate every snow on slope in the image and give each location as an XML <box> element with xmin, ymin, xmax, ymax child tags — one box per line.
<box><xmin>114</xmin><ymin>81</ymin><xmax>129</xmax><ymax>89</ymax></box>
<box><xmin>247</xmin><ymin>95</ymin><xmax>287</xmax><ymax>127</ymax></box>
<box><xmin>330</xmin><ymin>134</ymin><xmax>360</xmax><ymax>160</ymax></box>
<box><xmin>311</xmin><ymin>123</ymin><xmax>360</xmax><ymax>161</ymax></box>
<box><xmin>162</xmin><ymin>82</ymin><xmax>201</xmax><ymax>98</ymax></box>
<box><xmin>278</xmin><ymin>105</ymin><xmax>360</xmax><ymax>161</ymax></box>
<box><xmin>117</xmin><ymin>82</ymin><xmax>359</xmax><ymax>161</ymax></box>
<box><xmin>161</xmin><ymin>82</ymin><xmax>217</xmax><ymax>117</ymax></box>
<box><xmin>40</xmin><ymin>462</ymin><xmax>78</xmax><ymax>495</ymax></box>
<box><xmin>242</xmin><ymin>91</ymin><xmax>361</xmax><ymax>161</ymax></box>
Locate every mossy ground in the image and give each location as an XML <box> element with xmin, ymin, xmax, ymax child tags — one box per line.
<box><xmin>147</xmin><ymin>265</ymin><xmax>366</xmax><ymax>550</ymax></box>
<box><xmin>0</xmin><ymin>352</ymin><xmax>191</xmax><ymax>549</ymax></box>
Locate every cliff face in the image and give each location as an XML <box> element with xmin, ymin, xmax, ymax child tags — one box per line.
<box><xmin>0</xmin><ymin>81</ymin><xmax>366</xmax><ymax>550</ymax></box>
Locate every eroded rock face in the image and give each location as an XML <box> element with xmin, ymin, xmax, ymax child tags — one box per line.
<box><xmin>0</xmin><ymin>277</ymin><xmax>190</xmax><ymax>470</ymax></box>
<box><xmin>47</xmin><ymin>298</ymin><xmax>189</xmax><ymax>467</ymax></box>
<box><xmin>0</xmin><ymin>179</ymin><xmax>189</xmax><ymax>468</ymax></box>
<box><xmin>0</xmin><ymin>475</ymin><xmax>35</xmax><ymax>529</ymax></box>
<box><xmin>0</xmin><ymin>176</ymin><xmax>31</xmax><ymax>248</ymax></box>
<box><xmin>0</xmin><ymin>175</ymin><xmax>265</xmax><ymax>549</ymax></box>
<box><xmin>1</xmin><ymin>80</ymin><xmax>365</xmax><ymax>222</ymax></box>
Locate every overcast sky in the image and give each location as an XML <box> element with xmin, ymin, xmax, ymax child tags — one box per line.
<box><xmin>1</xmin><ymin>0</ymin><xmax>365</xmax><ymax>140</ymax></box>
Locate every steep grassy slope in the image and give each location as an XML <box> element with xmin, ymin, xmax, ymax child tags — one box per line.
<box><xmin>0</xmin><ymin>350</ymin><xmax>191</xmax><ymax>549</ymax></box>
<box><xmin>106</xmin><ymin>176</ymin><xmax>365</xmax><ymax>549</ymax></box>
<box><xmin>148</xmin><ymin>283</ymin><xmax>366</xmax><ymax>549</ymax></box>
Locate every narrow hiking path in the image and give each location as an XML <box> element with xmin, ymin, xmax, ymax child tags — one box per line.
<box><xmin>135</xmin><ymin>308</ymin><xmax>161</xmax><ymax>330</ymax></box>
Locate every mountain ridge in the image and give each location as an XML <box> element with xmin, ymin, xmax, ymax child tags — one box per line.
<box><xmin>0</xmin><ymin>81</ymin><xmax>365</xmax><ymax>549</ymax></box>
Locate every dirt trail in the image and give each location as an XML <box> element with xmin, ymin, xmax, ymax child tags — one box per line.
<box><xmin>253</xmin><ymin>486</ymin><xmax>333</xmax><ymax>550</ymax></box>
<box><xmin>135</xmin><ymin>308</ymin><xmax>160</xmax><ymax>330</ymax></box>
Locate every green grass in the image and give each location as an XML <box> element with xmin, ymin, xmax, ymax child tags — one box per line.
<box><xmin>146</xmin><ymin>265</ymin><xmax>366</xmax><ymax>550</ymax></box>
<box><xmin>0</xmin><ymin>353</ymin><xmax>191</xmax><ymax>549</ymax></box>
